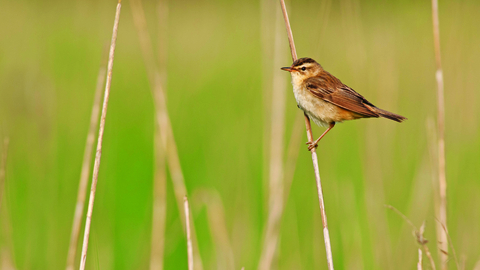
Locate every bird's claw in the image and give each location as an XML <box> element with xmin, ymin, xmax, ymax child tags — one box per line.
<box><xmin>306</xmin><ymin>141</ymin><xmax>318</xmax><ymax>151</ymax></box>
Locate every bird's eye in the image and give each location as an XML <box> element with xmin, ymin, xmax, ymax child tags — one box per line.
<box><xmin>301</xmin><ymin>67</ymin><xmax>306</xmax><ymax>71</ymax></box>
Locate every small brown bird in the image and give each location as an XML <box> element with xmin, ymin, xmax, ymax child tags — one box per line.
<box><xmin>282</xmin><ymin>57</ymin><xmax>406</xmax><ymax>150</ymax></box>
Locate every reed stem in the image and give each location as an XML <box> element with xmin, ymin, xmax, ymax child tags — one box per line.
<box><xmin>418</xmin><ymin>249</ymin><xmax>423</xmax><ymax>270</ymax></box>
<box><xmin>430</xmin><ymin>0</ymin><xmax>448</xmax><ymax>268</ymax></box>
<box><xmin>279</xmin><ymin>1</ymin><xmax>334</xmax><ymax>269</ymax></box>
<box><xmin>79</xmin><ymin>1</ymin><xmax>122</xmax><ymax>269</ymax></box>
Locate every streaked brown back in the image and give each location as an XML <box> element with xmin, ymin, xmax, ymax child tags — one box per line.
<box><xmin>304</xmin><ymin>72</ymin><xmax>379</xmax><ymax>118</ymax></box>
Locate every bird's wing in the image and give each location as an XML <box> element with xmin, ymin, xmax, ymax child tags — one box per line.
<box><xmin>305</xmin><ymin>75</ymin><xmax>379</xmax><ymax>118</ymax></box>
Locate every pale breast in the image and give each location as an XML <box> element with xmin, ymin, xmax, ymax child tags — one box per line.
<box><xmin>292</xmin><ymin>84</ymin><xmax>353</xmax><ymax>127</ymax></box>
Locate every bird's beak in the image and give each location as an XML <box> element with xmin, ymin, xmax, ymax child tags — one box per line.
<box><xmin>281</xmin><ymin>66</ymin><xmax>294</xmax><ymax>72</ymax></box>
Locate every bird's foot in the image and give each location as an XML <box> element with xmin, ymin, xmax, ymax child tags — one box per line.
<box><xmin>306</xmin><ymin>141</ymin><xmax>318</xmax><ymax>151</ymax></box>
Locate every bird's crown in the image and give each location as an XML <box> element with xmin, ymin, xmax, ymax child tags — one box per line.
<box><xmin>292</xmin><ymin>57</ymin><xmax>318</xmax><ymax>67</ymax></box>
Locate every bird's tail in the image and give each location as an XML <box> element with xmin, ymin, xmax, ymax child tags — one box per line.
<box><xmin>372</xmin><ymin>107</ymin><xmax>407</xmax><ymax>122</ymax></box>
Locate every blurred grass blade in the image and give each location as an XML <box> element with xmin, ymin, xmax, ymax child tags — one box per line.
<box><xmin>149</xmin><ymin>0</ymin><xmax>168</xmax><ymax>269</ymax></box>
<box><xmin>129</xmin><ymin>0</ymin><xmax>203</xmax><ymax>268</ymax></box>
<box><xmin>193</xmin><ymin>189</ymin><xmax>235</xmax><ymax>270</ymax></box>
<box><xmin>258</xmin><ymin>3</ymin><xmax>287</xmax><ymax>269</ymax></box>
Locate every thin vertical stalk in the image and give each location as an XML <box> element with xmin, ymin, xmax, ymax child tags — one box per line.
<box><xmin>423</xmin><ymin>244</ymin><xmax>437</xmax><ymax>270</ymax></box>
<box><xmin>279</xmin><ymin>0</ymin><xmax>296</xmax><ymax>60</ymax></box>
<box><xmin>431</xmin><ymin>0</ymin><xmax>448</xmax><ymax>268</ymax></box>
<box><xmin>184</xmin><ymin>197</ymin><xmax>194</xmax><ymax>270</ymax></box>
<box><xmin>417</xmin><ymin>249</ymin><xmax>423</xmax><ymax>270</ymax></box>
<box><xmin>258</xmin><ymin>4</ymin><xmax>287</xmax><ymax>269</ymax></box>
<box><xmin>79</xmin><ymin>1</ymin><xmax>122</xmax><ymax>269</ymax></box>
<box><xmin>66</xmin><ymin>49</ymin><xmax>107</xmax><ymax>270</ymax></box>
<box><xmin>129</xmin><ymin>0</ymin><xmax>203</xmax><ymax>268</ymax></box>
<box><xmin>436</xmin><ymin>220</ymin><xmax>460</xmax><ymax>269</ymax></box>
<box><xmin>279</xmin><ymin>1</ymin><xmax>334</xmax><ymax>269</ymax></box>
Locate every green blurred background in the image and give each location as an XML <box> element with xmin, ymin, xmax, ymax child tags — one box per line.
<box><xmin>0</xmin><ymin>0</ymin><xmax>479</xmax><ymax>269</ymax></box>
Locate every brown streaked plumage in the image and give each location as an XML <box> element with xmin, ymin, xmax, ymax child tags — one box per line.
<box><xmin>281</xmin><ymin>57</ymin><xmax>406</xmax><ymax>150</ymax></box>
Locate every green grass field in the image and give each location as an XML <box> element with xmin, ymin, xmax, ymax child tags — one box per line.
<box><xmin>1</xmin><ymin>0</ymin><xmax>479</xmax><ymax>269</ymax></box>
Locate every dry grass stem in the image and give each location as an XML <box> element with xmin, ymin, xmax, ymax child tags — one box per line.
<box><xmin>431</xmin><ymin>0</ymin><xmax>448</xmax><ymax>268</ymax></box>
<box><xmin>386</xmin><ymin>205</ymin><xmax>436</xmax><ymax>270</ymax></box>
<box><xmin>279</xmin><ymin>1</ymin><xmax>334</xmax><ymax>269</ymax></box>
<box><xmin>418</xmin><ymin>249</ymin><xmax>423</xmax><ymax>270</ymax></box>
<box><xmin>436</xmin><ymin>219</ymin><xmax>460</xmax><ymax>269</ymax></box>
<box><xmin>425</xmin><ymin>118</ymin><xmax>442</xmax><ymax>270</ymax></box>
<box><xmin>423</xmin><ymin>243</ymin><xmax>437</xmax><ymax>270</ymax></box>
<box><xmin>419</xmin><ymin>223</ymin><xmax>437</xmax><ymax>270</ymax></box>
<box><xmin>385</xmin><ymin>205</ymin><xmax>416</xmax><ymax>229</ymax></box>
<box><xmin>0</xmin><ymin>138</ymin><xmax>9</xmax><ymax>210</ymax></box>
<box><xmin>129</xmin><ymin>1</ymin><xmax>203</xmax><ymax>268</ymax></box>
<box><xmin>279</xmin><ymin>0</ymin><xmax>296</xmax><ymax>61</ymax></box>
<box><xmin>258</xmin><ymin>4</ymin><xmax>287</xmax><ymax>269</ymax></box>
<box><xmin>184</xmin><ymin>197</ymin><xmax>194</xmax><ymax>270</ymax></box>
<box><xmin>66</xmin><ymin>49</ymin><xmax>108</xmax><ymax>270</ymax></box>
<box><xmin>78</xmin><ymin>1</ymin><xmax>122</xmax><ymax>269</ymax></box>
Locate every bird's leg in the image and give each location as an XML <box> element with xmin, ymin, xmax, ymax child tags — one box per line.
<box><xmin>306</xmin><ymin>122</ymin><xmax>335</xmax><ymax>151</ymax></box>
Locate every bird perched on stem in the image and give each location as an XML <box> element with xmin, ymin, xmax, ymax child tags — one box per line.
<box><xmin>282</xmin><ymin>57</ymin><xmax>406</xmax><ymax>150</ymax></box>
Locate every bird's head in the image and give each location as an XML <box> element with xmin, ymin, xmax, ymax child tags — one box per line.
<box><xmin>281</xmin><ymin>57</ymin><xmax>323</xmax><ymax>81</ymax></box>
